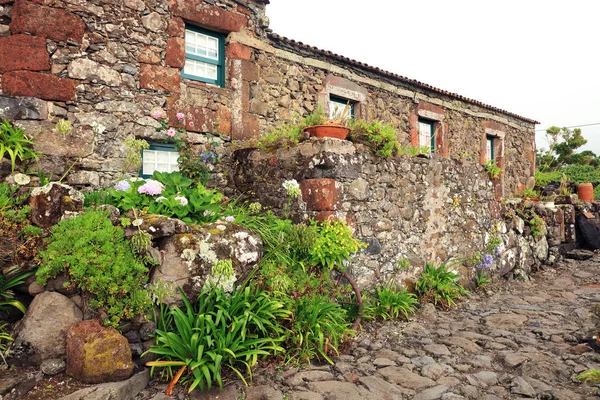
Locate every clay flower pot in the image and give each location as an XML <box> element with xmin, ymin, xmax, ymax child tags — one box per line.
<box><xmin>577</xmin><ymin>182</ymin><xmax>594</xmax><ymax>202</ymax></box>
<box><xmin>304</xmin><ymin>125</ymin><xmax>350</xmax><ymax>140</ymax></box>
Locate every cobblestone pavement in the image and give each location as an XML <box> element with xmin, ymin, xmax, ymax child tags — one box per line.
<box><xmin>148</xmin><ymin>257</ymin><xmax>600</xmax><ymax>400</ymax></box>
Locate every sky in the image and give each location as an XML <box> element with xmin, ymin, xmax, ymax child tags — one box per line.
<box><xmin>266</xmin><ymin>0</ymin><xmax>600</xmax><ymax>154</ymax></box>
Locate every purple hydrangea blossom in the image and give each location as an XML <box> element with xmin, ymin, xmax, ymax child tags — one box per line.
<box><xmin>114</xmin><ymin>180</ymin><xmax>131</xmax><ymax>191</ymax></box>
<box><xmin>138</xmin><ymin>179</ymin><xmax>164</xmax><ymax>195</ymax></box>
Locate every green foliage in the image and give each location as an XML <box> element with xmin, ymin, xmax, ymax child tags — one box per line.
<box><xmin>0</xmin><ymin>266</ymin><xmax>32</xmax><ymax>314</ymax></box>
<box><xmin>0</xmin><ymin>120</ymin><xmax>38</xmax><ymax>171</ymax></box>
<box><xmin>107</xmin><ymin>171</ymin><xmax>222</xmax><ymax>224</ymax></box>
<box><xmin>211</xmin><ymin>259</ymin><xmax>234</xmax><ymax>280</ymax></box>
<box><xmin>363</xmin><ymin>285</ymin><xmax>417</xmax><ymax>321</ymax></box>
<box><xmin>538</xmin><ymin>126</ymin><xmax>595</xmax><ymax>170</ymax></box>
<box><xmin>131</xmin><ymin>230</ymin><xmax>152</xmax><ymax>252</ymax></box>
<box><xmin>535</xmin><ymin>164</ymin><xmax>600</xmax><ymax>185</ymax></box>
<box><xmin>123</xmin><ymin>137</ymin><xmax>149</xmax><ymax>173</ymax></box>
<box><xmin>145</xmin><ymin>285</ymin><xmax>288</xmax><ymax>393</ymax></box>
<box><xmin>36</xmin><ymin>210</ymin><xmax>151</xmax><ymax>327</ymax></box>
<box><xmin>20</xmin><ymin>224</ymin><xmax>42</xmax><ymax>239</ymax></box>
<box><xmin>485</xmin><ymin>235</ymin><xmax>502</xmax><ymax>255</ymax></box>
<box><xmin>485</xmin><ymin>160</ymin><xmax>502</xmax><ymax>180</ymax></box>
<box><xmin>528</xmin><ymin>213</ymin><xmax>546</xmax><ymax>237</ymax></box>
<box><xmin>0</xmin><ymin>322</ymin><xmax>13</xmax><ymax>366</ymax></box>
<box><xmin>54</xmin><ymin>119</ymin><xmax>73</xmax><ymax>136</ymax></box>
<box><xmin>521</xmin><ymin>188</ymin><xmax>539</xmax><ymax>200</ymax></box>
<box><xmin>397</xmin><ymin>257</ymin><xmax>411</xmax><ymax>271</ymax></box>
<box><xmin>475</xmin><ymin>270</ymin><xmax>490</xmax><ymax>288</ymax></box>
<box><xmin>256</xmin><ymin>123</ymin><xmax>303</xmax><ymax>151</ymax></box>
<box><xmin>286</xmin><ymin>295</ymin><xmax>350</xmax><ymax>364</ymax></box>
<box><xmin>308</xmin><ymin>220</ymin><xmax>364</xmax><ymax>271</ymax></box>
<box><xmin>575</xmin><ymin>369</ymin><xmax>600</xmax><ymax>383</ymax></box>
<box><xmin>302</xmin><ymin>104</ymin><xmax>327</xmax><ymax>127</ymax></box>
<box><xmin>349</xmin><ymin>120</ymin><xmax>400</xmax><ymax>158</ymax></box>
<box><xmin>415</xmin><ymin>262</ymin><xmax>467</xmax><ymax>308</ymax></box>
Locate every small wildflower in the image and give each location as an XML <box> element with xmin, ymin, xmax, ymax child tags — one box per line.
<box><xmin>225</xmin><ymin>216</ymin><xmax>235</xmax><ymax>223</ymax></box>
<box><xmin>167</xmin><ymin>127</ymin><xmax>176</xmax><ymax>137</ymax></box>
<box><xmin>203</xmin><ymin>210</ymin><xmax>215</xmax><ymax>217</ymax></box>
<box><xmin>113</xmin><ymin>180</ymin><xmax>131</xmax><ymax>191</ymax></box>
<box><xmin>152</xmin><ymin>110</ymin><xmax>165</xmax><ymax>119</ymax></box>
<box><xmin>248</xmin><ymin>202</ymin><xmax>262</xmax><ymax>214</ymax></box>
<box><xmin>174</xmin><ymin>196</ymin><xmax>188</xmax><ymax>206</ymax></box>
<box><xmin>138</xmin><ymin>179</ymin><xmax>164</xmax><ymax>195</ymax></box>
<box><xmin>155</xmin><ymin>196</ymin><xmax>167</xmax><ymax>203</ymax></box>
<box><xmin>132</xmin><ymin>218</ymin><xmax>143</xmax><ymax>227</ymax></box>
<box><xmin>91</xmin><ymin>122</ymin><xmax>106</xmax><ymax>135</ymax></box>
<box><xmin>282</xmin><ymin>179</ymin><xmax>301</xmax><ymax>199</ymax></box>
<box><xmin>200</xmin><ymin>151</ymin><xmax>216</xmax><ymax>163</ymax></box>
<box><xmin>176</xmin><ymin>112</ymin><xmax>185</xmax><ymax>121</ymax></box>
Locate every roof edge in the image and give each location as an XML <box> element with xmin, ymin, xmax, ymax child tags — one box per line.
<box><xmin>267</xmin><ymin>33</ymin><xmax>539</xmax><ymax>125</ymax></box>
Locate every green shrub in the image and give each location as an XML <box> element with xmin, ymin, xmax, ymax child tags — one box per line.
<box><xmin>575</xmin><ymin>369</ymin><xmax>600</xmax><ymax>383</ymax></box>
<box><xmin>145</xmin><ymin>285</ymin><xmax>288</xmax><ymax>394</ymax></box>
<box><xmin>308</xmin><ymin>220</ymin><xmax>364</xmax><ymax>270</ymax></box>
<box><xmin>365</xmin><ymin>285</ymin><xmax>418</xmax><ymax>321</ymax></box>
<box><xmin>415</xmin><ymin>262</ymin><xmax>467</xmax><ymax>308</ymax></box>
<box><xmin>286</xmin><ymin>295</ymin><xmax>350</xmax><ymax>364</ymax></box>
<box><xmin>36</xmin><ymin>210</ymin><xmax>151</xmax><ymax>327</ymax></box>
<box><xmin>349</xmin><ymin>120</ymin><xmax>400</xmax><ymax>158</ymax></box>
<box><xmin>485</xmin><ymin>160</ymin><xmax>502</xmax><ymax>180</ymax></box>
<box><xmin>0</xmin><ymin>120</ymin><xmax>38</xmax><ymax>171</ymax></box>
<box><xmin>256</xmin><ymin>123</ymin><xmax>303</xmax><ymax>151</ymax></box>
<box><xmin>106</xmin><ymin>171</ymin><xmax>222</xmax><ymax>224</ymax></box>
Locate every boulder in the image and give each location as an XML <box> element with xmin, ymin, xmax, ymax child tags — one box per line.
<box><xmin>152</xmin><ymin>223</ymin><xmax>262</xmax><ymax>303</ymax></box>
<box><xmin>10</xmin><ymin>291</ymin><xmax>83</xmax><ymax>366</ymax></box>
<box><xmin>124</xmin><ymin>212</ymin><xmax>190</xmax><ymax>240</ymax></box>
<box><xmin>57</xmin><ymin>370</ymin><xmax>149</xmax><ymax>400</ymax></box>
<box><xmin>66</xmin><ymin>320</ymin><xmax>134</xmax><ymax>384</ymax></box>
<box><xmin>576</xmin><ymin>214</ymin><xmax>600</xmax><ymax>250</ymax></box>
<box><xmin>29</xmin><ymin>182</ymin><xmax>85</xmax><ymax>228</ymax></box>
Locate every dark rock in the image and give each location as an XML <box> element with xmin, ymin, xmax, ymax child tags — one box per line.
<box><xmin>566</xmin><ymin>249</ymin><xmax>594</xmax><ymax>260</ymax></box>
<box><xmin>29</xmin><ymin>183</ymin><xmax>85</xmax><ymax>228</ymax></box>
<box><xmin>576</xmin><ymin>214</ymin><xmax>600</xmax><ymax>250</ymax></box>
<box><xmin>0</xmin><ymin>95</ymin><xmax>48</xmax><ymax>120</ymax></box>
<box><xmin>363</xmin><ymin>237</ymin><xmax>382</xmax><ymax>255</ymax></box>
<box><xmin>41</xmin><ymin>358</ymin><xmax>66</xmax><ymax>375</ymax></box>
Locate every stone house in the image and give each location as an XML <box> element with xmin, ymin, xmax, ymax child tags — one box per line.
<box><xmin>0</xmin><ymin>0</ymin><xmax>537</xmax><ymax>196</ymax></box>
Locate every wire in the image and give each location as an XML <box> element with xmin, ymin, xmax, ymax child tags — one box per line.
<box><xmin>535</xmin><ymin>122</ymin><xmax>600</xmax><ymax>132</ymax></box>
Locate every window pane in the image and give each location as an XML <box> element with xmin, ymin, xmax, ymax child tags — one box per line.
<box><xmin>418</xmin><ymin>121</ymin><xmax>432</xmax><ymax>150</ymax></box>
<box><xmin>143</xmin><ymin>149</ymin><xmax>178</xmax><ymax>175</ymax></box>
<box><xmin>185</xmin><ymin>30</ymin><xmax>219</xmax><ymax>61</ymax></box>
<box><xmin>329</xmin><ymin>98</ymin><xmax>353</xmax><ymax>120</ymax></box>
<box><xmin>184</xmin><ymin>59</ymin><xmax>218</xmax><ymax>81</ymax></box>
<box><xmin>486</xmin><ymin>138</ymin><xmax>494</xmax><ymax>161</ymax></box>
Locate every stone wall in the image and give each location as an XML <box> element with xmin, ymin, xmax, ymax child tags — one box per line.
<box><xmin>231</xmin><ymin>139</ymin><xmax>571</xmax><ymax>288</ymax></box>
<box><xmin>0</xmin><ymin>0</ymin><xmax>536</xmax><ymax>195</ymax></box>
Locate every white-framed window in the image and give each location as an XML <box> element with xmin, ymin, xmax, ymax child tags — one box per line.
<box><xmin>418</xmin><ymin>119</ymin><xmax>435</xmax><ymax>152</ymax></box>
<box><xmin>329</xmin><ymin>96</ymin><xmax>354</xmax><ymax>120</ymax></box>
<box><xmin>141</xmin><ymin>143</ymin><xmax>179</xmax><ymax>178</ymax></box>
<box><xmin>182</xmin><ymin>26</ymin><xmax>225</xmax><ymax>86</ymax></box>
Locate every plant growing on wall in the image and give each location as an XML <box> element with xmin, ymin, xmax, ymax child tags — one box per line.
<box><xmin>153</xmin><ymin>111</ymin><xmax>220</xmax><ymax>185</ymax></box>
<box><xmin>349</xmin><ymin>120</ymin><xmax>401</xmax><ymax>158</ymax></box>
<box><xmin>36</xmin><ymin>209</ymin><xmax>152</xmax><ymax>327</ymax></box>
<box><xmin>0</xmin><ymin>120</ymin><xmax>38</xmax><ymax>172</ymax></box>
<box><xmin>485</xmin><ymin>160</ymin><xmax>502</xmax><ymax>180</ymax></box>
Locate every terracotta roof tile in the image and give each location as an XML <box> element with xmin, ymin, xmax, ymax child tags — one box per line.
<box><xmin>268</xmin><ymin>33</ymin><xmax>539</xmax><ymax>125</ymax></box>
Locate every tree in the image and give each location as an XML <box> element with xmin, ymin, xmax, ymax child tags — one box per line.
<box><xmin>537</xmin><ymin>126</ymin><xmax>598</xmax><ymax>171</ymax></box>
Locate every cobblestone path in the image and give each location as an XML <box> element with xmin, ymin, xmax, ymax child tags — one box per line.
<box><xmin>151</xmin><ymin>257</ymin><xmax>600</xmax><ymax>400</ymax></box>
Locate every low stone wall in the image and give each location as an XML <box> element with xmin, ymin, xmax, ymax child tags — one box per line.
<box><xmin>230</xmin><ymin>139</ymin><xmax>572</xmax><ymax>288</ymax></box>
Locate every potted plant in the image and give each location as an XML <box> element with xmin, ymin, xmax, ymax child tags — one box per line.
<box><xmin>303</xmin><ymin>104</ymin><xmax>351</xmax><ymax>140</ymax></box>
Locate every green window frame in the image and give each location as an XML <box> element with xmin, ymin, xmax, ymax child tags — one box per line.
<box><xmin>141</xmin><ymin>142</ymin><xmax>179</xmax><ymax>178</ymax></box>
<box><xmin>418</xmin><ymin>118</ymin><xmax>435</xmax><ymax>153</ymax></box>
<box><xmin>182</xmin><ymin>25</ymin><xmax>225</xmax><ymax>87</ymax></box>
<box><xmin>329</xmin><ymin>96</ymin><xmax>355</xmax><ymax>120</ymax></box>
<box><xmin>486</xmin><ymin>135</ymin><xmax>495</xmax><ymax>161</ymax></box>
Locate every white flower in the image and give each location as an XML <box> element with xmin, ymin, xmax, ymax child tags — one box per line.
<box><xmin>155</xmin><ymin>196</ymin><xmax>167</xmax><ymax>203</ymax></box>
<box><xmin>282</xmin><ymin>179</ymin><xmax>301</xmax><ymax>199</ymax></box>
<box><xmin>91</xmin><ymin>121</ymin><xmax>106</xmax><ymax>135</ymax></box>
<box><xmin>174</xmin><ymin>196</ymin><xmax>188</xmax><ymax>206</ymax></box>
<box><xmin>132</xmin><ymin>218</ymin><xmax>143</xmax><ymax>227</ymax></box>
